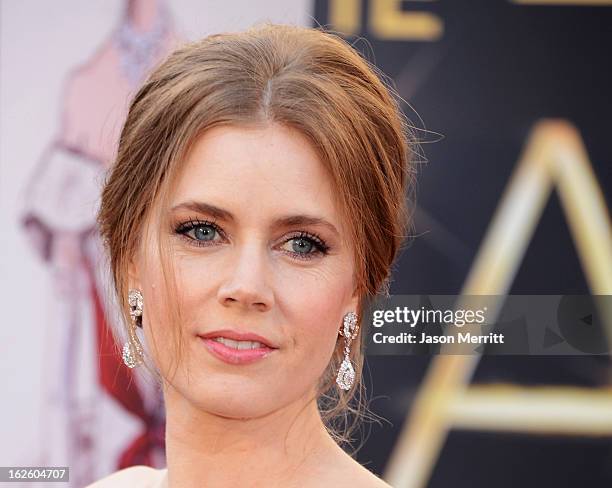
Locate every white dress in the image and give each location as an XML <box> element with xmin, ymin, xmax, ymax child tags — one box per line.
<box><xmin>84</xmin><ymin>466</ymin><xmax>168</xmax><ymax>487</ymax></box>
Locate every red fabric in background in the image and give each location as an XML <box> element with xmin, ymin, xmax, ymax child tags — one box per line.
<box><xmin>83</xmin><ymin>252</ymin><xmax>165</xmax><ymax>468</ymax></box>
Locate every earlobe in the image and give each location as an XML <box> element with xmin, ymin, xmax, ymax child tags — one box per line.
<box><xmin>349</xmin><ymin>289</ymin><xmax>360</xmax><ymax>315</ymax></box>
<box><xmin>128</xmin><ymin>258</ymin><xmax>141</xmax><ymax>290</ymax></box>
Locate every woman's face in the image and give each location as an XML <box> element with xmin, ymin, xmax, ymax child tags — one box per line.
<box><xmin>131</xmin><ymin>122</ymin><xmax>359</xmax><ymax>418</ymax></box>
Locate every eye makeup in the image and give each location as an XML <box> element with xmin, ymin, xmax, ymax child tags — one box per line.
<box><xmin>173</xmin><ymin>217</ymin><xmax>331</xmax><ymax>261</ymax></box>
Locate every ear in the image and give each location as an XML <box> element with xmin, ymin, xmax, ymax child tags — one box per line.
<box><xmin>128</xmin><ymin>257</ymin><xmax>141</xmax><ymax>291</ymax></box>
<box><xmin>345</xmin><ymin>286</ymin><xmax>361</xmax><ymax>318</ymax></box>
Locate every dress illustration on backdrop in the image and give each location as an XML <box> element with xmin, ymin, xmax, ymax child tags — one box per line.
<box><xmin>19</xmin><ymin>1</ymin><xmax>180</xmax><ymax>486</ymax></box>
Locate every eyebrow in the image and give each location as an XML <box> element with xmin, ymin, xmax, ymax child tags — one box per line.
<box><xmin>170</xmin><ymin>200</ymin><xmax>340</xmax><ymax>237</ymax></box>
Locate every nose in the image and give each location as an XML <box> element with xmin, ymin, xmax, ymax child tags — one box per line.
<box><xmin>216</xmin><ymin>242</ymin><xmax>274</xmax><ymax>312</ymax></box>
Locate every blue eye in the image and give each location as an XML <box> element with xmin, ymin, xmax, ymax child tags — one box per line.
<box><xmin>192</xmin><ymin>225</ymin><xmax>216</xmax><ymax>241</ymax></box>
<box><xmin>282</xmin><ymin>233</ymin><xmax>329</xmax><ymax>260</ymax></box>
<box><xmin>174</xmin><ymin>219</ymin><xmax>330</xmax><ymax>260</ymax></box>
<box><xmin>292</xmin><ymin>237</ymin><xmax>314</xmax><ymax>254</ymax></box>
<box><xmin>175</xmin><ymin>219</ymin><xmax>222</xmax><ymax>247</ymax></box>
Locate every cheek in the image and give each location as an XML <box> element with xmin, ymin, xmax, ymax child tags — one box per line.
<box><xmin>138</xmin><ymin>265</ymin><xmax>181</xmax><ymax>370</ymax></box>
<box><xmin>285</xmin><ymin>274</ymin><xmax>350</xmax><ymax>366</ymax></box>
<box><xmin>139</xmin><ymin>251</ymin><xmax>196</xmax><ymax>325</ymax></box>
<box><xmin>139</xmin><ymin>254</ymin><xmax>222</xmax><ymax>369</ymax></box>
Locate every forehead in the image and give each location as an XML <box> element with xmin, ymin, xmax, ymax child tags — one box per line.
<box><xmin>171</xmin><ymin>123</ymin><xmax>343</xmax><ymax>226</ymax></box>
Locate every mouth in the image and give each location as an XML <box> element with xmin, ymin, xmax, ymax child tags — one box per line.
<box><xmin>197</xmin><ymin>329</ymin><xmax>279</xmax><ymax>365</ymax></box>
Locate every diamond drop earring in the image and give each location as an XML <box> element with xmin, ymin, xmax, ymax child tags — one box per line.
<box><xmin>336</xmin><ymin>311</ymin><xmax>359</xmax><ymax>391</ymax></box>
<box><xmin>122</xmin><ymin>289</ymin><xmax>144</xmax><ymax>368</ymax></box>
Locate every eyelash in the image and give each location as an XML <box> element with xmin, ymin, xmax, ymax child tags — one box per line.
<box><xmin>173</xmin><ymin>217</ymin><xmax>330</xmax><ymax>261</ymax></box>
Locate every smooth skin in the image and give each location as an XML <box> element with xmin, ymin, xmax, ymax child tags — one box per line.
<box><xmin>129</xmin><ymin>122</ymin><xmax>391</xmax><ymax>487</ymax></box>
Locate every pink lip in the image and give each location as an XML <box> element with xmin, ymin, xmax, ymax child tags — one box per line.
<box><xmin>197</xmin><ymin>329</ymin><xmax>279</xmax><ymax>365</ymax></box>
<box><xmin>199</xmin><ymin>329</ymin><xmax>278</xmax><ymax>349</ymax></box>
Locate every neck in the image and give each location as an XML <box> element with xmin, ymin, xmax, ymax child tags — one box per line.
<box><xmin>162</xmin><ymin>383</ymin><xmax>343</xmax><ymax>488</ymax></box>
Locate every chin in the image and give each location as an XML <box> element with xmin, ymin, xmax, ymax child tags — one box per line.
<box><xmin>161</xmin><ymin>346</ymin><xmax>318</xmax><ymax>418</ymax></box>
<box><xmin>176</xmin><ymin>373</ymin><xmax>286</xmax><ymax>418</ymax></box>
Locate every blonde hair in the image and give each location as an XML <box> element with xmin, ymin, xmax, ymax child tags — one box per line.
<box><xmin>97</xmin><ymin>22</ymin><xmax>417</xmax><ymax>455</ymax></box>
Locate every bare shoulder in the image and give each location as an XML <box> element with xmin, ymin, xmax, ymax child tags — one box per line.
<box><xmin>312</xmin><ymin>447</ymin><xmax>393</xmax><ymax>488</ymax></box>
<box><xmin>344</xmin><ymin>460</ymin><xmax>394</xmax><ymax>488</ymax></box>
<box><xmin>84</xmin><ymin>465</ymin><xmax>167</xmax><ymax>488</ymax></box>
